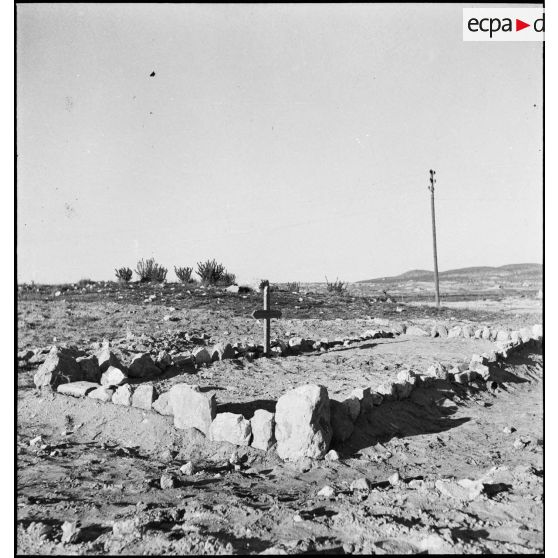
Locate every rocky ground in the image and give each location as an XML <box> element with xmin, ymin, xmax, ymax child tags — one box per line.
<box><xmin>17</xmin><ymin>282</ymin><xmax>543</xmax><ymax>555</ymax></box>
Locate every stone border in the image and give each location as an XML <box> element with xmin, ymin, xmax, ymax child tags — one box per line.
<box><xmin>41</xmin><ymin>323</ymin><xmax>543</xmax><ymax>460</ymax></box>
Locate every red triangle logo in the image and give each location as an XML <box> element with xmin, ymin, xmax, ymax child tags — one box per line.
<box><xmin>516</xmin><ymin>19</ymin><xmax>530</xmax><ymax>32</ymax></box>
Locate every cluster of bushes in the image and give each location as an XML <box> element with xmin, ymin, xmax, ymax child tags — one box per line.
<box><xmin>114</xmin><ymin>258</ymin><xmax>236</xmax><ymax>286</ymax></box>
<box><xmin>325</xmin><ymin>276</ymin><xmax>346</xmax><ymax>293</ymax></box>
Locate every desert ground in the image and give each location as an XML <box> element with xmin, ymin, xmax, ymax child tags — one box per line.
<box><xmin>17</xmin><ymin>270</ymin><xmax>543</xmax><ymax>555</ymax></box>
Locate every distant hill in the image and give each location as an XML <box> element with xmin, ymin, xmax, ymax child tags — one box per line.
<box><xmin>358</xmin><ymin>263</ymin><xmax>542</xmax><ymax>283</ymax></box>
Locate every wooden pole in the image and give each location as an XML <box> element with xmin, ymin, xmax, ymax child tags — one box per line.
<box><xmin>429</xmin><ymin>169</ymin><xmax>441</xmax><ymax>309</ymax></box>
<box><xmin>263</xmin><ymin>285</ymin><xmax>271</xmax><ymax>356</ymax></box>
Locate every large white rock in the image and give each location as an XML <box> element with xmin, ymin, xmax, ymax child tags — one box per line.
<box><xmin>131</xmin><ymin>385</ymin><xmax>155</xmax><ymax>410</ymax></box>
<box><xmin>168</xmin><ymin>383</ymin><xmax>216</xmax><ymax>434</ymax></box>
<box><xmin>250</xmin><ymin>410</ymin><xmax>275</xmax><ymax>451</ymax></box>
<box><xmin>275</xmin><ymin>384</ymin><xmax>332</xmax><ymax>460</ymax></box>
<box><xmin>57</xmin><ymin>381</ymin><xmax>99</xmax><ymax>397</ymax></box>
<box><xmin>112</xmin><ymin>384</ymin><xmax>133</xmax><ymax>406</ymax></box>
<box><xmin>100</xmin><ymin>366</ymin><xmax>128</xmax><ymax>387</ymax></box>
<box><xmin>209</xmin><ymin>413</ymin><xmax>252</xmax><ymax>446</ymax></box>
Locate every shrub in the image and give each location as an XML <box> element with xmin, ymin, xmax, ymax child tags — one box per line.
<box><xmin>114</xmin><ymin>267</ymin><xmax>133</xmax><ymax>283</ymax></box>
<box><xmin>196</xmin><ymin>259</ymin><xmax>233</xmax><ymax>286</ymax></box>
<box><xmin>135</xmin><ymin>258</ymin><xmax>168</xmax><ymax>283</ymax></box>
<box><xmin>174</xmin><ymin>266</ymin><xmax>195</xmax><ymax>284</ymax></box>
<box><xmin>287</xmin><ymin>281</ymin><xmax>301</xmax><ymax>292</ymax></box>
<box><xmin>77</xmin><ymin>278</ymin><xmax>96</xmax><ymax>287</ymax></box>
<box><xmin>218</xmin><ymin>272</ymin><xmax>236</xmax><ymax>287</ymax></box>
<box><xmin>325</xmin><ymin>276</ymin><xmax>345</xmax><ymax>293</ymax></box>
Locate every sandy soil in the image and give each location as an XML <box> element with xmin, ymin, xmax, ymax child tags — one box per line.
<box><xmin>16</xmin><ymin>284</ymin><xmax>543</xmax><ymax>554</ymax></box>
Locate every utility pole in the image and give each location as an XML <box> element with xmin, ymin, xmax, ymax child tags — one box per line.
<box><xmin>429</xmin><ymin>169</ymin><xmax>441</xmax><ymax>309</ymax></box>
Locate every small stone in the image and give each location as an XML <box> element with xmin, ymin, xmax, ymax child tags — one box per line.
<box><xmin>426</xmin><ymin>362</ymin><xmax>448</xmax><ymax>380</ymax></box>
<box><xmin>96</xmin><ymin>345</ymin><xmax>122</xmax><ymax>373</ymax></box>
<box><xmin>155</xmin><ymin>350</ymin><xmax>173</xmax><ymax>370</ymax></box>
<box><xmin>112</xmin><ymin>518</ymin><xmax>142</xmax><ymax>540</ymax></box>
<box><xmin>502</xmin><ymin>426</ymin><xmax>516</xmax><ymax>434</ymax></box>
<box><xmin>408</xmin><ymin>479</ymin><xmax>426</xmax><ymax>490</ymax></box>
<box><xmin>29</xmin><ymin>435</ymin><xmax>43</xmax><ymax>446</ymax></box>
<box><xmin>436</xmin><ymin>325</ymin><xmax>448</xmax><ymax>337</ymax></box>
<box><xmin>100</xmin><ymin>366</ymin><xmax>128</xmax><ymax>387</ymax></box>
<box><xmin>88</xmin><ymin>386</ymin><xmax>115</xmax><ymax>402</ymax></box>
<box><xmin>180</xmin><ymin>462</ymin><xmax>196</xmax><ymax>475</ymax></box>
<box><xmin>33</xmin><ymin>347</ymin><xmax>83</xmax><ymax>388</ymax></box>
<box><xmin>57</xmin><ymin>381</ymin><xmax>99</xmax><ymax>398</ymax></box>
<box><xmin>513</xmin><ymin>437</ymin><xmax>528</xmax><ymax>449</ymax></box>
<box><xmin>317</xmin><ymin>485</ymin><xmax>335</xmax><ymax>498</ymax></box>
<box><xmin>61</xmin><ymin>520</ymin><xmax>81</xmax><ymax>544</ymax></box>
<box><xmin>112</xmin><ymin>384</ymin><xmax>133</xmax><ymax>406</ymax></box>
<box><xmin>388</xmin><ymin>471</ymin><xmax>400</xmax><ymax>486</ymax></box>
<box><xmin>160</xmin><ymin>473</ymin><xmax>176</xmax><ymax>489</ymax></box>
<box><xmin>229</xmin><ymin>449</ymin><xmax>241</xmax><ymax>465</ymax></box>
<box><xmin>330</xmin><ymin>399</ymin><xmax>354</xmax><ymax>444</ymax></box>
<box><xmin>325</xmin><ymin>449</ymin><xmax>340</xmax><ymax>461</ymax></box>
<box><xmin>436</xmin><ymin>478</ymin><xmax>484</xmax><ymax>501</ymax></box>
<box><xmin>350</xmin><ymin>477</ymin><xmax>371</xmax><ymax>491</ymax></box>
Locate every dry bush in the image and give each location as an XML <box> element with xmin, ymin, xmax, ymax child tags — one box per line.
<box><xmin>135</xmin><ymin>258</ymin><xmax>167</xmax><ymax>283</ymax></box>
<box><xmin>325</xmin><ymin>276</ymin><xmax>346</xmax><ymax>293</ymax></box>
<box><xmin>174</xmin><ymin>266</ymin><xmax>195</xmax><ymax>284</ymax></box>
<box><xmin>114</xmin><ymin>267</ymin><xmax>132</xmax><ymax>283</ymax></box>
<box><xmin>196</xmin><ymin>259</ymin><xmax>235</xmax><ymax>286</ymax></box>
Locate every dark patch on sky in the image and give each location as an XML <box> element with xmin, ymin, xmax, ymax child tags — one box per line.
<box><xmin>150</xmin><ymin>71</ymin><xmax>156</xmax><ymax>77</ymax></box>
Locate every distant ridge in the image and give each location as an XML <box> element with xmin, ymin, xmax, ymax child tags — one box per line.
<box><xmin>358</xmin><ymin>263</ymin><xmax>542</xmax><ymax>283</ymax></box>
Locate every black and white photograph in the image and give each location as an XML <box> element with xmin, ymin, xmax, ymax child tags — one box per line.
<box><xmin>15</xmin><ymin>3</ymin><xmax>545</xmax><ymax>555</ymax></box>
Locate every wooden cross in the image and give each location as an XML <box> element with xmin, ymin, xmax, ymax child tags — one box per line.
<box><xmin>252</xmin><ymin>285</ymin><xmax>282</xmax><ymax>357</ymax></box>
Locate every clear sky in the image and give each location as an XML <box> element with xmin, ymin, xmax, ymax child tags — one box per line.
<box><xmin>17</xmin><ymin>3</ymin><xmax>543</xmax><ymax>284</ymax></box>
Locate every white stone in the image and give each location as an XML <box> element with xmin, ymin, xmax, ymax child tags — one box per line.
<box><xmin>317</xmin><ymin>485</ymin><xmax>335</xmax><ymax>498</ymax></box>
<box><xmin>112</xmin><ymin>384</ymin><xmax>133</xmax><ymax>406</ymax></box>
<box><xmin>210</xmin><ymin>342</ymin><xmax>235</xmax><ymax>361</ymax></box>
<box><xmin>57</xmin><ymin>381</ymin><xmax>99</xmax><ymax>397</ymax></box>
<box><xmin>275</xmin><ymin>384</ymin><xmax>332</xmax><ymax>460</ymax></box>
<box><xmin>250</xmin><ymin>410</ymin><xmax>275</xmax><ymax>451</ymax></box>
<box><xmin>132</xmin><ymin>385</ymin><xmax>155</xmax><ymax>410</ymax></box>
<box><xmin>325</xmin><ymin>449</ymin><xmax>340</xmax><ymax>461</ymax></box>
<box><xmin>152</xmin><ymin>391</ymin><xmax>173</xmax><ymax>416</ymax></box>
<box><xmin>100</xmin><ymin>366</ymin><xmax>128</xmax><ymax>387</ymax></box>
<box><xmin>209</xmin><ymin>413</ymin><xmax>252</xmax><ymax>446</ymax></box>
<box><xmin>168</xmin><ymin>383</ymin><xmax>216</xmax><ymax>434</ymax></box>
<box><xmin>88</xmin><ymin>386</ymin><xmax>115</xmax><ymax>402</ymax></box>
<box><xmin>406</xmin><ymin>326</ymin><xmax>429</xmax><ymax>337</ymax></box>
<box><xmin>448</xmin><ymin>326</ymin><xmax>462</xmax><ymax>338</ymax></box>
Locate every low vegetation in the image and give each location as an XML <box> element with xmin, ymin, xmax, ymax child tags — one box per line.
<box><xmin>325</xmin><ymin>276</ymin><xmax>346</xmax><ymax>293</ymax></box>
<box><xmin>174</xmin><ymin>266</ymin><xmax>195</xmax><ymax>284</ymax></box>
<box><xmin>135</xmin><ymin>258</ymin><xmax>168</xmax><ymax>283</ymax></box>
<box><xmin>114</xmin><ymin>267</ymin><xmax>133</xmax><ymax>283</ymax></box>
<box><xmin>196</xmin><ymin>259</ymin><xmax>235</xmax><ymax>287</ymax></box>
